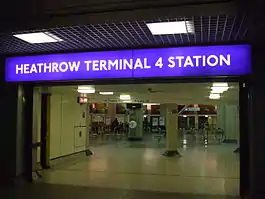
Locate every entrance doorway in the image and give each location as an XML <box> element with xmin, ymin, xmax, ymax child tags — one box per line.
<box><xmin>5</xmin><ymin>44</ymin><xmax>250</xmax><ymax>197</ymax></box>
<box><xmin>32</xmin><ymin>82</ymin><xmax>242</xmax><ymax>196</ymax></box>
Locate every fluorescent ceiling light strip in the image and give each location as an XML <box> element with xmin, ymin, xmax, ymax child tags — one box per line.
<box><xmin>209</xmin><ymin>93</ymin><xmax>220</xmax><ymax>99</ymax></box>
<box><xmin>13</xmin><ymin>32</ymin><xmax>63</xmax><ymax>44</ymax></box>
<box><xmin>212</xmin><ymin>82</ymin><xmax>228</xmax><ymax>87</ymax></box>
<box><xmin>120</xmin><ymin>95</ymin><xmax>131</xmax><ymax>100</ymax></box>
<box><xmin>123</xmin><ymin>100</ymin><xmax>132</xmax><ymax>103</ymax></box>
<box><xmin>99</xmin><ymin>92</ymin><xmax>114</xmax><ymax>95</ymax></box>
<box><xmin>211</xmin><ymin>86</ymin><xmax>229</xmax><ymax>93</ymax></box>
<box><xmin>77</xmin><ymin>89</ymin><xmax>95</xmax><ymax>94</ymax></box>
<box><xmin>143</xmin><ymin>103</ymin><xmax>160</xmax><ymax>105</ymax></box>
<box><xmin>78</xmin><ymin>85</ymin><xmax>94</xmax><ymax>89</ymax></box>
<box><xmin>146</xmin><ymin>21</ymin><xmax>194</xmax><ymax>35</ymax></box>
<box><xmin>77</xmin><ymin>85</ymin><xmax>95</xmax><ymax>94</ymax></box>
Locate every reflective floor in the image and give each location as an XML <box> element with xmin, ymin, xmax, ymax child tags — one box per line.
<box><xmin>41</xmin><ymin>140</ymin><xmax>239</xmax><ymax>197</ymax></box>
<box><xmin>2</xmin><ymin>183</ymin><xmax>239</xmax><ymax>199</ymax></box>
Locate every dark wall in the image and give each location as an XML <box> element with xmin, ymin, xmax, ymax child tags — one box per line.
<box><xmin>0</xmin><ymin>57</ymin><xmax>33</xmax><ymax>185</ymax></box>
<box><xmin>248</xmin><ymin>46</ymin><xmax>265</xmax><ymax>198</ymax></box>
<box><xmin>248</xmin><ymin>0</ymin><xmax>265</xmax><ymax>196</ymax></box>
<box><xmin>0</xmin><ymin>58</ymin><xmax>18</xmax><ymax>185</ymax></box>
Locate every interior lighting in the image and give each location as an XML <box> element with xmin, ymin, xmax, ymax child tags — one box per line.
<box><xmin>212</xmin><ymin>82</ymin><xmax>228</xmax><ymax>87</ymax></box>
<box><xmin>183</xmin><ymin>139</ymin><xmax>187</xmax><ymax>145</ymax></box>
<box><xmin>146</xmin><ymin>21</ymin><xmax>194</xmax><ymax>35</ymax></box>
<box><xmin>77</xmin><ymin>85</ymin><xmax>95</xmax><ymax>94</ymax></box>
<box><xmin>209</xmin><ymin>93</ymin><xmax>220</xmax><ymax>99</ymax></box>
<box><xmin>146</xmin><ymin>104</ymin><xmax>152</xmax><ymax>111</ymax></box>
<box><xmin>211</xmin><ymin>86</ymin><xmax>229</xmax><ymax>93</ymax></box>
<box><xmin>204</xmin><ymin>139</ymin><xmax>208</xmax><ymax>145</ymax></box>
<box><xmin>123</xmin><ymin>100</ymin><xmax>132</xmax><ymax>103</ymax></box>
<box><xmin>13</xmin><ymin>32</ymin><xmax>63</xmax><ymax>44</ymax></box>
<box><xmin>99</xmin><ymin>92</ymin><xmax>114</xmax><ymax>95</ymax></box>
<box><xmin>211</xmin><ymin>82</ymin><xmax>229</xmax><ymax>93</ymax></box>
<box><xmin>120</xmin><ymin>95</ymin><xmax>131</xmax><ymax>100</ymax></box>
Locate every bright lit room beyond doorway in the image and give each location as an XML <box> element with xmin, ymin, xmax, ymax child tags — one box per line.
<box><xmin>33</xmin><ymin>82</ymin><xmax>240</xmax><ymax>196</ymax></box>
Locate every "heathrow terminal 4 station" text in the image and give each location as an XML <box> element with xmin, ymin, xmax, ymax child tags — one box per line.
<box><xmin>15</xmin><ymin>54</ymin><xmax>231</xmax><ymax>74</ymax></box>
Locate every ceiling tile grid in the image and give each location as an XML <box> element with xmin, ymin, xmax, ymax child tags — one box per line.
<box><xmin>0</xmin><ymin>14</ymin><xmax>249</xmax><ymax>55</ymax></box>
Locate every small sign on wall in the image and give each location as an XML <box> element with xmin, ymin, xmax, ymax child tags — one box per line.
<box><xmin>105</xmin><ymin>117</ymin><xmax>111</xmax><ymax>125</ymax></box>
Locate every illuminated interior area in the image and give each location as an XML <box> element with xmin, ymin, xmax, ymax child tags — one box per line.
<box><xmin>33</xmin><ymin>82</ymin><xmax>240</xmax><ymax>196</ymax></box>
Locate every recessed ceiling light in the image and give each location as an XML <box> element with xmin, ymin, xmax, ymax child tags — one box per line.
<box><xmin>211</xmin><ymin>87</ymin><xmax>229</xmax><ymax>93</ymax></box>
<box><xmin>13</xmin><ymin>32</ymin><xmax>63</xmax><ymax>44</ymax></box>
<box><xmin>123</xmin><ymin>100</ymin><xmax>132</xmax><ymax>103</ymax></box>
<box><xmin>212</xmin><ymin>82</ymin><xmax>228</xmax><ymax>87</ymax></box>
<box><xmin>77</xmin><ymin>85</ymin><xmax>95</xmax><ymax>94</ymax></box>
<box><xmin>146</xmin><ymin>21</ymin><xmax>194</xmax><ymax>35</ymax></box>
<box><xmin>209</xmin><ymin>93</ymin><xmax>220</xmax><ymax>99</ymax></box>
<box><xmin>120</xmin><ymin>94</ymin><xmax>131</xmax><ymax>100</ymax></box>
<box><xmin>99</xmin><ymin>92</ymin><xmax>114</xmax><ymax>95</ymax></box>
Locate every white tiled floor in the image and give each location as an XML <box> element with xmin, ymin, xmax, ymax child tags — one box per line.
<box><xmin>42</xmin><ymin>142</ymin><xmax>239</xmax><ymax>196</ymax></box>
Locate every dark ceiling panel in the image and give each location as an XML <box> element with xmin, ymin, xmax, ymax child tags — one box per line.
<box><xmin>0</xmin><ymin>14</ymin><xmax>250</xmax><ymax>55</ymax></box>
<box><xmin>0</xmin><ymin>1</ymin><xmax>238</xmax><ymax>33</ymax></box>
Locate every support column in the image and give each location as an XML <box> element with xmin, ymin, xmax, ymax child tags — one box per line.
<box><xmin>234</xmin><ymin>105</ymin><xmax>240</xmax><ymax>153</ymax></box>
<box><xmin>216</xmin><ymin>104</ymin><xmax>226</xmax><ymax>130</ymax></box>
<box><xmin>187</xmin><ymin>117</ymin><xmax>190</xmax><ymax>129</ymax></box>
<box><xmin>128</xmin><ymin>108</ymin><xmax>143</xmax><ymax>140</ymax></box>
<box><xmin>160</xmin><ymin>104</ymin><xmax>167</xmax><ymax>125</ymax></box>
<box><xmin>195</xmin><ymin>114</ymin><xmax>199</xmax><ymax>129</ymax></box>
<box><xmin>217</xmin><ymin>104</ymin><xmax>239</xmax><ymax>143</ymax></box>
<box><xmin>107</xmin><ymin>103</ymin><xmax>116</xmax><ymax>122</ymax></box>
<box><xmin>86</xmin><ymin>103</ymin><xmax>93</xmax><ymax>156</ymax></box>
<box><xmin>163</xmin><ymin>104</ymin><xmax>181</xmax><ymax>157</ymax></box>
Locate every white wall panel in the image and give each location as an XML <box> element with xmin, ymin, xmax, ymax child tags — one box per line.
<box><xmin>60</xmin><ymin>95</ymin><xmax>75</xmax><ymax>156</ymax></box>
<box><xmin>50</xmin><ymin>94</ymin><xmax>62</xmax><ymax>159</ymax></box>
<box><xmin>49</xmin><ymin>91</ymin><xmax>89</xmax><ymax>159</ymax></box>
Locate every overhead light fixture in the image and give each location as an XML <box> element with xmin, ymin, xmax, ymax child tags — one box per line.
<box><xmin>13</xmin><ymin>32</ymin><xmax>63</xmax><ymax>44</ymax></box>
<box><xmin>212</xmin><ymin>82</ymin><xmax>228</xmax><ymax>87</ymax></box>
<box><xmin>211</xmin><ymin>86</ymin><xmax>229</xmax><ymax>93</ymax></box>
<box><xmin>99</xmin><ymin>92</ymin><xmax>114</xmax><ymax>95</ymax></box>
<box><xmin>211</xmin><ymin>82</ymin><xmax>229</xmax><ymax>93</ymax></box>
<box><xmin>209</xmin><ymin>93</ymin><xmax>220</xmax><ymax>99</ymax></box>
<box><xmin>120</xmin><ymin>94</ymin><xmax>131</xmax><ymax>100</ymax></box>
<box><xmin>146</xmin><ymin>21</ymin><xmax>194</xmax><ymax>35</ymax></box>
<box><xmin>123</xmin><ymin>100</ymin><xmax>132</xmax><ymax>103</ymax></box>
<box><xmin>77</xmin><ymin>85</ymin><xmax>95</xmax><ymax>94</ymax></box>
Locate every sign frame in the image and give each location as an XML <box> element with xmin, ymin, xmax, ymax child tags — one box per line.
<box><xmin>5</xmin><ymin>45</ymin><xmax>251</xmax><ymax>82</ymax></box>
